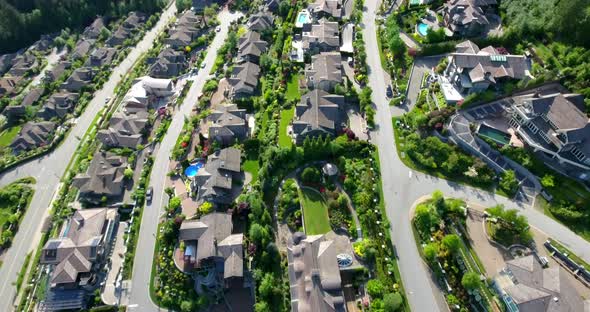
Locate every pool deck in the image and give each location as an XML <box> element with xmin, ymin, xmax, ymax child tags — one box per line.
<box><xmin>295</xmin><ymin>10</ymin><xmax>312</xmax><ymax>28</ymax></box>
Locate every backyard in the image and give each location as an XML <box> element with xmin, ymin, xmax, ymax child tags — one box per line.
<box><xmin>299</xmin><ymin>186</ymin><xmax>331</xmax><ymax>235</ymax></box>
<box><xmin>285</xmin><ymin>74</ymin><xmax>301</xmax><ymax>101</ymax></box>
<box><xmin>278</xmin><ymin>107</ymin><xmax>294</xmax><ymax>148</ymax></box>
<box><xmin>0</xmin><ymin>125</ymin><xmax>21</xmax><ymax>148</ymax></box>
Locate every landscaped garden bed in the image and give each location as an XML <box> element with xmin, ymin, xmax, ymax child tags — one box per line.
<box><xmin>412</xmin><ymin>192</ymin><xmax>501</xmax><ymax>311</ymax></box>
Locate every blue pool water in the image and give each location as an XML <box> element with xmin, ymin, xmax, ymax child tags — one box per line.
<box><xmin>418</xmin><ymin>23</ymin><xmax>430</xmax><ymax>36</ymax></box>
<box><xmin>297</xmin><ymin>12</ymin><xmax>310</xmax><ymax>24</ymax></box>
<box><xmin>185</xmin><ymin>162</ymin><xmax>204</xmax><ymax>178</ymax></box>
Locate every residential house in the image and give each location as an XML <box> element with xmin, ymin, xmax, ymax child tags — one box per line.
<box><xmin>122</xmin><ymin>76</ymin><xmax>174</xmax><ymax>113</ymax></box>
<box><xmin>72</xmin><ymin>151</ymin><xmax>129</xmax><ymax>202</ymax></box>
<box><xmin>510</xmin><ymin>91</ymin><xmax>590</xmax><ymax>180</ymax></box>
<box><xmin>165</xmin><ymin>11</ymin><xmax>203</xmax><ymax>49</ymax></box>
<box><xmin>4</xmin><ymin>87</ymin><xmax>44</xmax><ymax>119</ymax></box>
<box><xmin>122</xmin><ymin>11</ymin><xmax>147</xmax><ymax>29</ymax></box>
<box><xmin>72</xmin><ymin>39</ymin><xmax>95</xmax><ymax>60</ymax></box>
<box><xmin>293</xmin><ymin>89</ymin><xmax>344</xmax><ymax>144</ymax></box>
<box><xmin>305</xmin><ymin>52</ymin><xmax>343</xmax><ymax>92</ymax></box>
<box><xmin>0</xmin><ymin>76</ymin><xmax>22</xmax><ymax>96</ymax></box>
<box><xmin>97</xmin><ymin>110</ymin><xmax>149</xmax><ymax>149</ymax></box>
<box><xmin>287</xmin><ymin>231</ymin><xmax>357</xmax><ymax>312</ymax></box>
<box><xmin>82</xmin><ymin>17</ymin><xmax>106</xmax><ymax>39</ymax></box>
<box><xmin>302</xmin><ymin>18</ymin><xmax>340</xmax><ymax>55</ymax></box>
<box><xmin>193</xmin><ymin>147</ymin><xmax>242</xmax><ymax>205</ymax></box>
<box><xmin>309</xmin><ymin>0</ymin><xmax>342</xmax><ymax>19</ymax></box>
<box><xmin>248</xmin><ymin>12</ymin><xmax>274</xmax><ymax>32</ymax></box>
<box><xmin>444</xmin><ymin>40</ymin><xmax>531</xmax><ymax>94</ymax></box>
<box><xmin>237</xmin><ymin>31</ymin><xmax>268</xmax><ymax>64</ymax></box>
<box><xmin>266</xmin><ymin>0</ymin><xmax>280</xmax><ymax>12</ymax></box>
<box><xmin>208</xmin><ymin>103</ymin><xmax>248</xmax><ymax>146</ymax></box>
<box><xmin>10</xmin><ymin>121</ymin><xmax>56</xmax><ymax>153</ymax></box>
<box><xmin>442</xmin><ymin>0</ymin><xmax>497</xmax><ymax>37</ymax></box>
<box><xmin>8</xmin><ymin>53</ymin><xmax>37</xmax><ymax>77</ymax></box>
<box><xmin>30</xmin><ymin>36</ymin><xmax>53</xmax><ymax>53</ymax></box>
<box><xmin>43</xmin><ymin>61</ymin><xmax>71</xmax><ymax>83</ymax></box>
<box><xmin>179</xmin><ymin>213</ymin><xmax>244</xmax><ymax>287</ymax></box>
<box><xmin>37</xmin><ymin>92</ymin><xmax>80</xmax><ymax>120</ymax></box>
<box><xmin>192</xmin><ymin>0</ymin><xmax>224</xmax><ymax>12</ymax></box>
<box><xmin>148</xmin><ymin>48</ymin><xmax>187</xmax><ymax>78</ymax></box>
<box><xmin>0</xmin><ymin>53</ymin><xmax>18</xmax><ymax>75</ymax></box>
<box><xmin>494</xmin><ymin>255</ymin><xmax>590</xmax><ymax>312</ymax></box>
<box><xmin>227</xmin><ymin>62</ymin><xmax>261</xmax><ymax>99</ymax></box>
<box><xmin>86</xmin><ymin>47</ymin><xmax>117</xmax><ymax>67</ymax></box>
<box><xmin>39</xmin><ymin>208</ymin><xmax>118</xmax><ymax>311</ymax></box>
<box><xmin>106</xmin><ymin>27</ymin><xmax>132</xmax><ymax>47</ymax></box>
<box><xmin>61</xmin><ymin>67</ymin><xmax>95</xmax><ymax>92</ymax></box>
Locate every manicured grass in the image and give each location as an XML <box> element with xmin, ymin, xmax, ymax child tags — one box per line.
<box><xmin>0</xmin><ymin>126</ymin><xmax>21</xmax><ymax>147</ymax></box>
<box><xmin>279</xmin><ymin>107</ymin><xmax>294</xmax><ymax>147</ymax></box>
<box><xmin>285</xmin><ymin>74</ymin><xmax>301</xmax><ymax>101</ymax></box>
<box><xmin>299</xmin><ymin>187</ymin><xmax>331</xmax><ymax>235</ymax></box>
<box><xmin>243</xmin><ymin>158</ymin><xmax>260</xmax><ymax>183</ymax></box>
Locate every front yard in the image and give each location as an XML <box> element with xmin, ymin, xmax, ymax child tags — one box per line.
<box><xmin>0</xmin><ymin>125</ymin><xmax>21</xmax><ymax>148</ymax></box>
<box><xmin>299</xmin><ymin>186</ymin><xmax>331</xmax><ymax>235</ymax></box>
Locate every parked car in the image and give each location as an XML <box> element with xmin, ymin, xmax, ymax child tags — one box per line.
<box><xmin>386</xmin><ymin>85</ymin><xmax>393</xmax><ymax>98</ymax></box>
<box><xmin>216</xmin><ymin>26</ymin><xmax>221</xmax><ymax>32</ymax></box>
<box><xmin>146</xmin><ymin>187</ymin><xmax>153</xmax><ymax>203</ymax></box>
<box><xmin>201</xmin><ymin>62</ymin><xmax>206</xmax><ymax>69</ymax></box>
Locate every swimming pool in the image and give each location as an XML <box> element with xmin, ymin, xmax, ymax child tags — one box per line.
<box><xmin>295</xmin><ymin>10</ymin><xmax>311</xmax><ymax>28</ymax></box>
<box><xmin>184</xmin><ymin>162</ymin><xmax>204</xmax><ymax>178</ymax></box>
<box><xmin>477</xmin><ymin>124</ymin><xmax>511</xmax><ymax>146</ymax></box>
<box><xmin>417</xmin><ymin>23</ymin><xmax>430</xmax><ymax>36</ymax></box>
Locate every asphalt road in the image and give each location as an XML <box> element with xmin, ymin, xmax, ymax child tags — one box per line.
<box><xmin>127</xmin><ymin>9</ymin><xmax>242</xmax><ymax>312</ymax></box>
<box><xmin>0</xmin><ymin>4</ymin><xmax>177</xmax><ymax>310</ymax></box>
<box><xmin>363</xmin><ymin>1</ymin><xmax>590</xmax><ymax>311</ymax></box>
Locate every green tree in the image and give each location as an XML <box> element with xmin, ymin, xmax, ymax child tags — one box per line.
<box><xmin>367</xmin><ymin>279</ymin><xmax>386</xmax><ymax>298</ymax></box>
<box><xmin>500</xmin><ymin>170</ymin><xmax>519</xmax><ymax>196</ymax></box>
<box><xmin>300</xmin><ymin>167</ymin><xmax>321</xmax><ymax>184</ymax></box>
<box><xmin>124</xmin><ymin>167</ymin><xmax>134</xmax><ymax>179</ymax></box>
<box><xmin>541</xmin><ymin>174</ymin><xmax>555</xmax><ymax>188</ymax></box>
<box><xmin>442</xmin><ymin>234</ymin><xmax>460</xmax><ymax>254</ymax></box>
<box><xmin>199</xmin><ymin>202</ymin><xmax>213</xmax><ymax>214</ymax></box>
<box><xmin>423</xmin><ymin>242</ymin><xmax>438</xmax><ymax>263</ymax></box>
<box><xmin>461</xmin><ymin>272</ymin><xmax>482</xmax><ymax>290</ymax></box>
<box><xmin>383</xmin><ymin>292</ymin><xmax>403</xmax><ymax>312</ymax></box>
<box><xmin>180</xmin><ymin>300</ymin><xmax>193</xmax><ymax>312</ymax></box>
<box><xmin>168</xmin><ymin>196</ymin><xmax>181</xmax><ymax>212</ymax></box>
<box><xmin>249</xmin><ymin>223</ymin><xmax>270</xmax><ymax>246</ymax></box>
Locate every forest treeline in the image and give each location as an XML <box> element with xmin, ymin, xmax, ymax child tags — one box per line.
<box><xmin>0</xmin><ymin>0</ymin><xmax>167</xmax><ymax>53</ymax></box>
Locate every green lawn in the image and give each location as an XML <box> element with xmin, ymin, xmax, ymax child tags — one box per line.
<box><xmin>299</xmin><ymin>187</ymin><xmax>331</xmax><ymax>235</ymax></box>
<box><xmin>243</xmin><ymin>158</ymin><xmax>260</xmax><ymax>183</ymax></box>
<box><xmin>285</xmin><ymin>74</ymin><xmax>301</xmax><ymax>101</ymax></box>
<box><xmin>279</xmin><ymin>107</ymin><xmax>294</xmax><ymax>147</ymax></box>
<box><xmin>0</xmin><ymin>126</ymin><xmax>21</xmax><ymax>147</ymax></box>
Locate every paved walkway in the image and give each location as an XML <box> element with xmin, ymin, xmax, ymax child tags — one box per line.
<box><xmin>101</xmin><ymin>222</ymin><xmax>128</xmax><ymax>306</ymax></box>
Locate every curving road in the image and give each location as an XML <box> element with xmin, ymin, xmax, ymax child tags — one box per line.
<box><xmin>362</xmin><ymin>1</ymin><xmax>590</xmax><ymax>312</ymax></box>
<box><xmin>127</xmin><ymin>8</ymin><xmax>242</xmax><ymax>312</ymax></box>
<box><xmin>0</xmin><ymin>4</ymin><xmax>177</xmax><ymax>311</ymax></box>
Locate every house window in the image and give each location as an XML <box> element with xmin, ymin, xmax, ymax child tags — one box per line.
<box><xmin>45</xmin><ymin>249</ymin><xmax>57</xmax><ymax>259</ymax></box>
<box><xmin>541</xmin><ymin>114</ymin><xmax>548</xmax><ymax>122</ymax></box>
<box><xmin>90</xmin><ymin>246</ymin><xmax>97</xmax><ymax>258</ymax></box>
<box><xmin>538</xmin><ymin>131</ymin><xmax>550</xmax><ymax>144</ymax></box>
<box><xmin>571</xmin><ymin>147</ymin><xmax>586</xmax><ymax>161</ymax></box>
<box><xmin>527</xmin><ymin>123</ymin><xmax>539</xmax><ymax>134</ymax></box>
<box><xmin>548</xmin><ymin>119</ymin><xmax>558</xmax><ymax>130</ymax></box>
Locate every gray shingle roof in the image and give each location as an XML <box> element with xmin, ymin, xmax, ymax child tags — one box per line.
<box><xmin>503</xmin><ymin>255</ymin><xmax>590</xmax><ymax>312</ymax></box>
<box><xmin>10</xmin><ymin>121</ymin><xmax>56</xmax><ymax>152</ymax></box>
<box><xmin>309</xmin><ymin>0</ymin><xmax>342</xmax><ymax>19</ymax></box>
<box><xmin>97</xmin><ymin>110</ymin><xmax>148</xmax><ymax>148</ymax></box>
<box><xmin>229</xmin><ymin>62</ymin><xmax>260</xmax><ymax>97</ymax></box>
<box><xmin>303</xmin><ymin>19</ymin><xmax>340</xmax><ymax>52</ymax></box>
<box><xmin>72</xmin><ymin>152</ymin><xmax>129</xmax><ymax>199</ymax></box>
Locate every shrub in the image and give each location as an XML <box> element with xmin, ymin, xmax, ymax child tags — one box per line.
<box><xmin>383</xmin><ymin>292</ymin><xmax>403</xmax><ymax>312</ymax></box>
<box><xmin>367</xmin><ymin>279</ymin><xmax>386</xmax><ymax>298</ymax></box>
<box><xmin>461</xmin><ymin>272</ymin><xmax>481</xmax><ymax>290</ymax></box>
<box><xmin>300</xmin><ymin>167</ymin><xmax>321</xmax><ymax>184</ymax></box>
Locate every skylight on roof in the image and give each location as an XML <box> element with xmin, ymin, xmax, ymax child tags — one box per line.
<box><xmin>490</xmin><ymin>55</ymin><xmax>507</xmax><ymax>62</ymax></box>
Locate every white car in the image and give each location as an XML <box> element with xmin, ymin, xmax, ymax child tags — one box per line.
<box><xmin>105</xmin><ymin>97</ymin><xmax>111</xmax><ymax>103</ymax></box>
<box><xmin>216</xmin><ymin>26</ymin><xmax>221</xmax><ymax>32</ymax></box>
<box><xmin>201</xmin><ymin>62</ymin><xmax>206</xmax><ymax>69</ymax></box>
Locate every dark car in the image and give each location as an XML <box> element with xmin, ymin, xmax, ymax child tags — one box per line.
<box><xmin>386</xmin><ymin>85</ymin><xmax>393</xmax><ymax>98</ymax></box>
<box><xmin>146</xmin><ymin>187</ymin><xmax>153</xmax><ymax>203</ymax></box>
